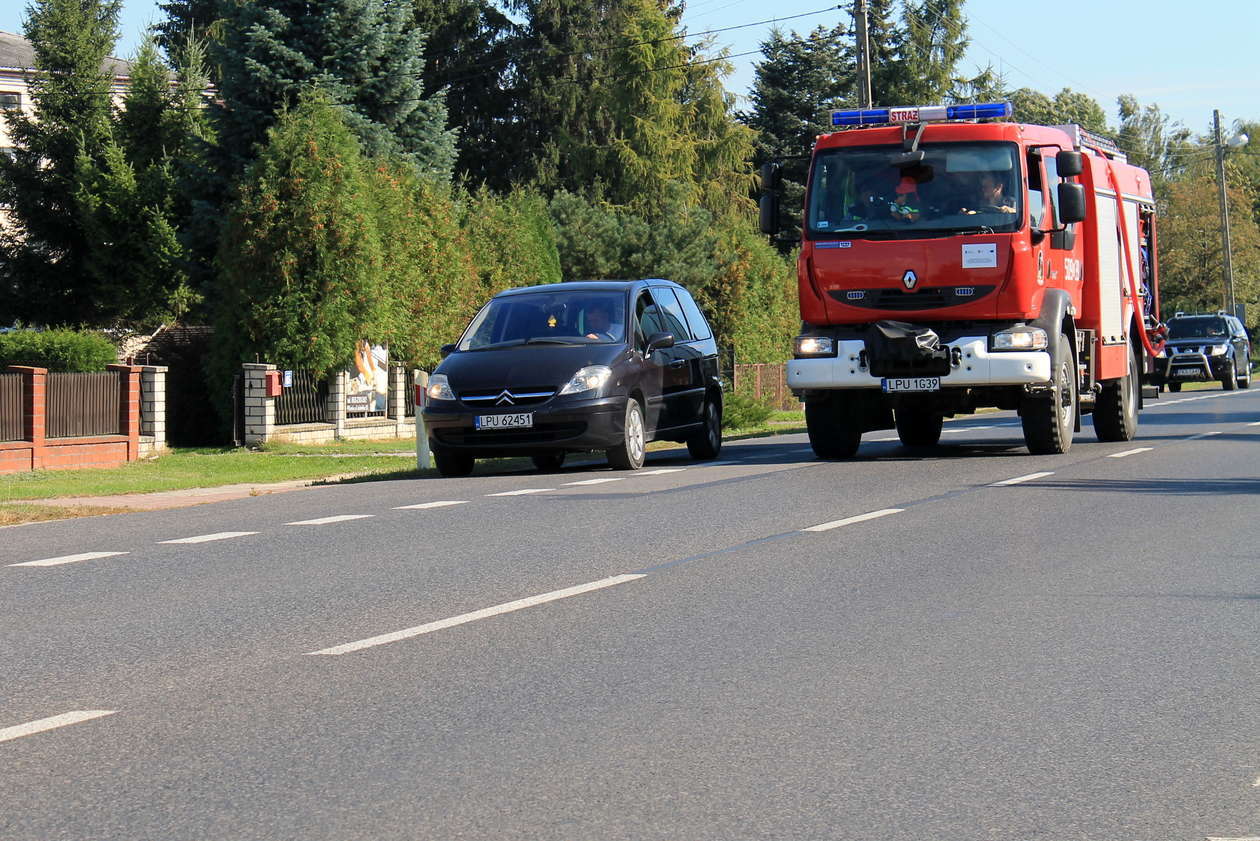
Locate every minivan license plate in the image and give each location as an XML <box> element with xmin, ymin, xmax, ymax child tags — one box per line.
<box><xmin>475</xmin><ymin>412</ymin><xmax>533</xmax><ymax>430</ymax></box>
<box><xmin>882</xmin><ymin>377</ymin><xmax>940</xmax><ymax>393</ymax></box>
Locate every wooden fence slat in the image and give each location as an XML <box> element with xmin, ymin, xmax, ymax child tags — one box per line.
<box><xmin>0</xmin><ymin>374</ymin><xmax>22</xmax><ymax>442</ymax></box>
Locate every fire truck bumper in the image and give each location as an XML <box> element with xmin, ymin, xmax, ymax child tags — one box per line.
<box><xmin>787</xmin><ymin>337</ymin><xmax>1051</xmax><ymax>389</ymax></box>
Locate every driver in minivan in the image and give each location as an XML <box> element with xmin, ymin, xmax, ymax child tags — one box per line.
<box><xmin>583</xmin><ymin>302</ymin><xmax>622</xmax><ymax>342</ymax></box>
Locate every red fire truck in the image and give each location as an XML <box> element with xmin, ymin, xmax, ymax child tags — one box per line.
<box><xmin>760</xmin><ymin>102</ymin><xmax>1166</xmax><ymax>458</ymax></box>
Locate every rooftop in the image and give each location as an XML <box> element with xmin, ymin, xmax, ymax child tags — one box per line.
<box><xmin>0</xmin><ymin>29</ymin><xmax>134</xmax><ymax>77</ymax></box>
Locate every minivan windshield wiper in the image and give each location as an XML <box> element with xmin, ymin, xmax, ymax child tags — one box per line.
<box><xmin>522</xmin><ymin>337</ymin><xmax>584</xmax><ymax>346</ymax></box>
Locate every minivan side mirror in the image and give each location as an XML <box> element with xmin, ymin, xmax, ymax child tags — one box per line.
<box><xmin>439</xmin><ymin>343</ymin><xmax>456</xmax><ymax>358</ymax></box>
<box><xmin>646</xmin><ymin>331</ymin><xmax>675</xmax><ymax>353</ymax></box>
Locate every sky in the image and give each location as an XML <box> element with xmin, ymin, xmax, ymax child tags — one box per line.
<box><xmin>2</xmin><ymin>0</ymin><xmax>1256</xmax><ymax>138</ymax></box>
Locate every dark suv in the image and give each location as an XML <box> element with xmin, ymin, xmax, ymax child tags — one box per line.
<box><xmin>1154</xmin><ymin>313</ymin><xmax>1251</xmax><ymax>392</ymax></box>
<box><xmin>421</xmin><ymin>279</ymin><xmax>723</xmax><ymax>476</ymax></box>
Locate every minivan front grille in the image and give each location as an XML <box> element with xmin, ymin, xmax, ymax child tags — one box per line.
<box><xmin>460</xmin><ymin>388</ymin><xmax>556</xmax><ymax>408</ymax></box>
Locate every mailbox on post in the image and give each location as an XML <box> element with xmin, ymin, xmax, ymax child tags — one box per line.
<box><xmin>264</xmin><ymin>370</ymin><xmax>283</xmax><ymax>397</ymax></box>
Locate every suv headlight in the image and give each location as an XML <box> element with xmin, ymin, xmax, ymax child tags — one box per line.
<box><xmin>559</xmin><ymin>365</ymin><xmax>612</xmax><ymax>396</ymax></box>
<box><xmin>426</xmin><ymin>373</ymin><xmax>456</xmax><ymax>401</ymax></box>
<box><xmin>992</xmin><ymin>325</ymin><xmax>1048</xmax><ymax>351</ymax></box>
<box><xmin>1210</xmin><ymin>344</ymin><xmax>1228</xmax><ymax>356</ymax></box>
<box><xmin>794</xmin><ymin>336</ymin><xmax>836</xmax><ymax>357</ymax></box>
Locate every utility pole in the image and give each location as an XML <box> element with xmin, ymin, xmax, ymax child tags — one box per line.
<box><xmin>854</xmin><ymin>0</ymin><xmax>872</xmax><ymax>108</ymax></box>
<box><xmin>1214</xmin><ymin>109</ymin><xmax>1236</xmax><ymax>317</ymax></box>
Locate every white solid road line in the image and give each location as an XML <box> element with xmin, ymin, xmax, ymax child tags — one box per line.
<box><xmin>563</xmin><ymin>477</ymin><xmax>625</xmax><ymax>486</ymax></box>
<box><xmin>9</xmin><ymin>551</ymin><xmax>128</xmax><ymax>568</ymax></box>
<box><xmin>638</xmin><ymin>468</ymin><xmax>685</xmax><ymax>476</ymax></box>
<box><xmin>487</xmin><ymin>488</ymin><xmax>554</xmax><ymax>497</ymax></box>
<box><xmin>306</xmin><ymin>573</ymin><xmax>648</xmax><ymax>655</ymax></box>
<box><xmin>393</xmin><ymin>500</ymin><xmax>468</xmax><ymax>510</ymax></box>
<box><xmin>990</xmin><ymin>471</ymin><xmax>1054</xmax><ymax>487</ymax></box>
<box><xmin>159</xmin><ymin>531</ymin><xmax>258</xmax><ymax>544</ymax></box>
<box><xmin>803</xmin><ymin>508</ymin><xmax>904</xmax><ymax>532</ymax></box>
<box><xmin>286</xmin><ymin>514</ymin><xmax>376</xmax><ymax>526</ymax></box>
<box><xmin>1249</xmin><ymin>421</ymin><xmax>1260</xmax><ymax>427</ymax></box>
<box><xmin>0</xmin><ymin>710</ymin><xmax>116</xmax><ymax>744</ymax></box>
<box><xmin>1108</xmin><ymin>447</ymin><xmax>1154</xmax><ymax>458</ymax></box>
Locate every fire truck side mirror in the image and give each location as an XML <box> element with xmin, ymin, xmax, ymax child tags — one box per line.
<box><xmin>760</xmin><ymin>161</ymin><xmax>782</xmax><ymax>191</ymax></box>
<box><xmin>1057</xmin><ymin>183</ymin><xmax>1086</xmax><ymax>224</ymax></box>
<box><xmin>759</xmin><ymin>192</ymin><xmax>781</xmax><ymax>236</ymax></box>
<box><xmin>1055</xmin><ymin>150</ymin><xmax>1083</xmax><ymax>177</ymax></box>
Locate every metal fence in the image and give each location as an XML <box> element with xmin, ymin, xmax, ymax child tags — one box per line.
<box><xmin>275</xmin><ymin>370</ymin><xmax>329</xmax><ymax>425</ymax></box>
<box><xmin>46</xmin><ymin>372</ymin><xmax>122</xmax><ymax>438</ymax></box>
<box><xmin>402</xmin><ymin>368</ymin><xmax>417</xmax><ymax>418</ymax></box>
<box><xmin>0</xmin><ymin>373</ymin><xmax>22</xmax><ymax>442</ymax></box>
<box><xmin>732</xmin><ymin>363</ymin><xmax>801</xmax><ymax>411</ymax></box>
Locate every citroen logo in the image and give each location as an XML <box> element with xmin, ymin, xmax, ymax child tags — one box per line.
<box><xmin>902</xmin><ymin>270</ymin><xmax>919</xmax><ymax>291</ymax></box>
<box><xmin>495</xmin><ymin>391</ymin><xmax>515</xmax><ymax>406</ymax></box>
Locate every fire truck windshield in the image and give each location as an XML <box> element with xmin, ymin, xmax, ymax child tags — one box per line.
<box><xmin>806</xmin><ymin>141</ymin><xmax>1022</xmax><ymax>238</ymax></box>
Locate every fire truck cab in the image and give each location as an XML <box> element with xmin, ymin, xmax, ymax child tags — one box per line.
<box><xmin>764</xmin><ymin>102</ymin><xmax>1164</xmax><ymax>458</ymax></box>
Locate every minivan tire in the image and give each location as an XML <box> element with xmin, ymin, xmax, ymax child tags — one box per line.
<box><xmin>686</xmin><ymin>399</ymin><xmax>722</xmax><ymax>460</ymax></box>
<box><xmin>607</xmin><ymin>399</ymin><xmax>646</xmax><ymax>470</ymax></box>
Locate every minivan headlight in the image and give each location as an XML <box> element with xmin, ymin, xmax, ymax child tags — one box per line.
<box><xmin>559</xmin><ymin>365</ymin><xmax>612</xmax><ymax>396</ymax></box>
<box><xmin>426</xmin><ymin>373</ymin><xmax>456</xmax><ymax>401</ymax></box>
<box><xmin>794</xmin><ymin>336</ymin><xmax>836</xmax><ymax>357</ymax></box>
<box><xmin>992</xmin><ymin>326</ymin><xmax>1048</xmax><ymax>351</ymax></box>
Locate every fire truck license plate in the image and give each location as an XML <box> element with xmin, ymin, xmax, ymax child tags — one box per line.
<box><xmin>475</xmin><ymin>412</ymin><xmax>534</xmax><ymax>430</ymax></box>
<box><xmin>882</xmin><ymin>377</ymin><xmax>940</xmax><ymax>393</ymax></box>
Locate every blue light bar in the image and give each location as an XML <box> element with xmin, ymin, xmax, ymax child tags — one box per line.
<box><xmin>830</xmin><ymin>102</ymin><xmax>1012</xmax><ymax>127</ymax></box>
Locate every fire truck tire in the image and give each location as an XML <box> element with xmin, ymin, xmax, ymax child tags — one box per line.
<box><xmin>1094</xmin><ymin>342</ymin><xmax>1139</xmax><ymax>442</ymax></box>
<box><xmin>806</xmin><ymin>399</ymin><xmax>861</xmax><ymax>459</ymax></box>
<box><xmin>1021</xmin><ymin>331</ymin><xmax>1076</xmax><ymax>455</ymax></box>
<box><xmin>1221</xmin><ymin>359</ymin><xmax>1237</xmax><ymax>391</ymax></box>
<box><xmin>1167</xmin><ymin>382</ymin><xmax>1182</xmax><ymax>392</ymax></box>
<box><xmin>895</xmin><ymin>409</ymin><xmax>943</xmax><ymax>448</ymax></box>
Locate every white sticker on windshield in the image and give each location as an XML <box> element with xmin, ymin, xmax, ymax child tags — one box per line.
<box><xmin>962</xmin><ymin>243</ymin><xmax>997</xmax><ymax>268</ymax></box>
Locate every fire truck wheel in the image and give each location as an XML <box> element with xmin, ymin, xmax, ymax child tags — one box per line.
<box><xmin>1167</xmin><ymin>381</ymin><xmax>1182</xmax><ymax>392</ymax></box>
<box><xmin>895</xmin><ymin>408</ymin><xmax>943</xmax><ymax>448</ymax></box>
<box><xmin>1094</xmin><ymin>342</ymin><xmax>1139</xmax><ymax>442</ymax></box>
<box><xmin>1021</xmin><ymin>331</ymin><xmax>1077</xmax><ymax>455</ymax></box>
<box><xmin>1221</xmin><ymin>359</ymin><xmax>1238</xmax><ymax>391</ymax></box>
<box><xmin>806</xmin><ymin>399</ymin><xmax>861</xmax><ymax>459</ymax></box>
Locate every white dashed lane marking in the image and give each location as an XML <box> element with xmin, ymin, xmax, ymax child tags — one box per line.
<box><xmin>0</xmin><ymin>711</ymin><xmax>116</xmax><ymax>744</ymax></box>
<box><xmin>1108</xmin><ymin>447</ymin><xmax>1154</xmax><ymax>458</ymax></box>
<box><xmin>306</xmin><ymin>573</ymin><xmax>647</xmax><ymax>655</ymax></box>
<box><xmin>563</xmin><ymin>478</ymin><xmax>625</xmax><ymax>486</ymax></box>
<box><xmin>286</xmin><ymin>514</ymin><xmax>376</xmax><ymax>526</ymax></box>
<box><xmin>393</xmin><ymin>500</ymin><xmax>468</xmax><ymax>510</ymax></box>
<box><xmin>159</xmin><ymin>532</ymin><xmax>258</xmax><ymax>545</ymax></box>
<box><xmin>990</xmin><ymin>471</ymin><xmax>1054</xmax><ymax>487</ymax></box>
<box><xmin>803</xmin><ymin>508</ymin><xmax>903</xmax><ymax>532</ymax></box>
<box><xmin>1188</xmin><ymin>431</ymin><xmax>1222</xmax><ymax>440</ymax></box>
<box><xmin>638</xmin><ymin>468</ymin><xmax>685</xmax><ymax>476</ymax></box>
<box><xmin>487</xmin><ymin>488</ymin><xmax>554</xmax><ymax>497</ymax></box>
<box><xmin>9</xmin><ymin>551</ymin><xmax>128</xmax><ymax>568</ymax></box>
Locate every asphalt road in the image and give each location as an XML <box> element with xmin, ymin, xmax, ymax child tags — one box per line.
<box><xmin>3</xmin><ymin>387</ymin><xmax>1259</xmax><ymax>840</ymax></box>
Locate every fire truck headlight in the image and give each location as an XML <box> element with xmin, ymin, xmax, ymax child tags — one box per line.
<box><xmin>794</xmin><ymin>336</ymin><xmax>836</xmax><ymax>357</ymax></box>
<box><xmin>991</xmin><ymin>326</ymin><xmax>1048</xmax><ymax>352</ymax></box>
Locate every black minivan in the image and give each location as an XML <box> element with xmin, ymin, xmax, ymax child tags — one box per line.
<box><xmin>421</xmin><ymin>280</ymin><xmax>723</xmax><ymax>477</ymax></box>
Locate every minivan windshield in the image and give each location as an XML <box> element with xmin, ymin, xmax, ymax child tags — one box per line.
<box><xmin>807</xmin><ymin>141</ymin><xmax>1022</xmax><ymax>238</ymax></box>
<box><xmin>458</xmin><ymin>290</ymin><xmax>627</xmax><ymax>351</ymax></box>
<box><xmin>1168</xmin><ymin>317</ymin><xmax>1228</xmax><ymax>340</ymax></box>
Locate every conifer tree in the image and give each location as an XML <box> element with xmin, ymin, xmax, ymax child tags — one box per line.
<box><xmin>211</xmin><ymin>0</ymin><xmax>456</xmax><ymax>181</ymax></box>
<box><xmin>0</xmin><ymin>0</ymin><xmax>121</xmax><ymax>325</ymax></box>
<box><xmin>154</xmin><ymin>0</ymin><xmax>218</xmax><ymax>68</ymax></box>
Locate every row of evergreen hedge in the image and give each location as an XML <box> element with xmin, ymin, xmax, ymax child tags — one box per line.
<box><xmin>0</xmin><ymin>329</ymin><xmax>117</xmax><ymax>372</ymax></box>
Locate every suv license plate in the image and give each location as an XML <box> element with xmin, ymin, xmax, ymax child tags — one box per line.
<box><xmin>475</xmin><ymin>412</ymin><xmax>534</xmax><ymax>430</ymax></box>
<box><xmin>1172</xmin><ymin>369</ymin><xmax>1198</xmax><ymax>378</ymax></box>
<box><xmin>882</xmin><ymin>377</ymin><xmax>940</xmax><ymax>393</ymax></box>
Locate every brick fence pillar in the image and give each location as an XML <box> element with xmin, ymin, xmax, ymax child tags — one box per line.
<box><xmin>388</xmin><ymin>364</ymin><xmax>407</xmax><ymax>432</ymax></box>
<box><xmin>241</xmin><ymin>363</ymin><xmax>275</xmax><ymax>445</ymax></box>
<box><xmin>108</xmin><ymin>364</ymin><xmax>142</xmax><ymax>462</ymax></box>
<box><xmin>326</xmin><ymin>369</ymin><xmax>347</xmax><ymax>440</ymax></box>
<box><xmin>10</xmin><ymin>366</ymin><xmax>46</xmax><ymax>470</ymax></box>
<box><xmin>140</xmin><ymin>365</ymin><xmax>168</xmax><ymax>454</ymax></box>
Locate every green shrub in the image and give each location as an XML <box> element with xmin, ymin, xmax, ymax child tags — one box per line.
<box><xmin>0</xmin><ymin>329</ymin><xmax>118</xmax><ymax>372</ymax></box>
<box><xmin>721</xmin><ymin>390</ymin><xmax>774</xmax><ymax>430</ymax></box>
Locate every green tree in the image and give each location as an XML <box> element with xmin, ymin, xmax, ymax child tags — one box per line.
<box><xmin>0</xmin><ymin>0</ymin><xmax>121</xmax><ymax>325</ymax></box>
<box><xmin>213</xmin><ymin>92</ymin><xmax>390</xmax><ymax>384</ymax></box>
<box><xmin>1115</xmin><ymin>95</ymin><xmax>1194</xmax><ymax>198</ymax></box>
<box><xmin>893</xmin><ymin>0</ymin><xmax>969</xmax><ymax>104</ymax></box>
<box><xmin>1006</xmin><ymin>87</ymin><xmax>1109</xmax><ymax>132</ymax></box>
<box><xmin>741</xmin><ymin>24</ymin><xmax>851</xmax><ymax>236</ymax></box>
<box><xmin>154</xmin><ymin>0</ymin><xmax>218</xmax><ymax>68</ymax></box>
<box><xmin>210</xmin><ymin>0</ymin><xmax>456</xmax><ymax>181</ymax></box>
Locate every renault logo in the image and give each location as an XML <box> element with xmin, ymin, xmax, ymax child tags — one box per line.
<box><xmin>902</xmin><ymin>270</ymin><xmax>918</xmax><ymax>291</ymax></box>
<box><xmin>495</xmin><ymin>391</ymin><xmax>515</xmax><ymax>406</ymax></box>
